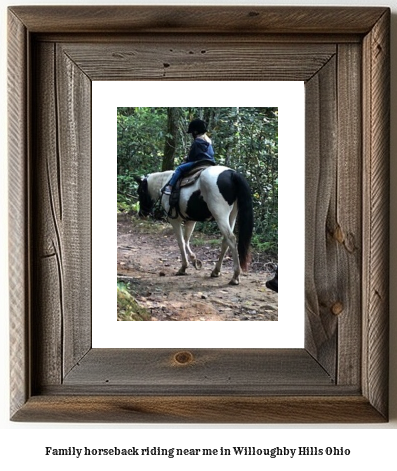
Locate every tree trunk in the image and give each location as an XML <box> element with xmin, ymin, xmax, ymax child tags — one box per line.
<box><xmin>162</xmin><ymin>107</ymin><xmax>178</xmax><ymax>171</ymax></box>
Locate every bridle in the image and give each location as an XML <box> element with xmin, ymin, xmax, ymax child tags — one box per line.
<box><xmin>138</xmin><ymin>176</ymin><xmax>166</xmax><ymax>219</ymax></box>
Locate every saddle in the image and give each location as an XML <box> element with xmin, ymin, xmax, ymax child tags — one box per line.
<box><xmin>168</xmin><ymin>161</ymin><xmax>215</xmax><ymax>219</ymax></box>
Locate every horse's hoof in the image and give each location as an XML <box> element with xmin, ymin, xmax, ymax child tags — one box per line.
<box><xmin>192</xmin><ymin>259</ymin><xmax>203</xmax><ymax>270</ymax></box>
<box><xmin>211</xmin><ymin>270</ymin><xmax>220</xmax><ymax>278</ymax></box>
<box><xmin>229</xmin><ymin>278</ymin><xmax>239</xmax><ymax>286</ymax></box>
<box><xmin>176</xmin><ymin>271</ymin><xmax>188</xmax><ymax>276</ymax></box>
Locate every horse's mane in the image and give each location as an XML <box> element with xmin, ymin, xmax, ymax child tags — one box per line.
<box><xmin>147</xmin><ymin>171</ymin><xmax>174</xmax><ymax>197</ymax></box>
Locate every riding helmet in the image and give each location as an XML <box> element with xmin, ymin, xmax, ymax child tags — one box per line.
<box><xmin>187</xmin><ymin>118</ymin><xmax>208</xmax><ymax>134</ymax></box>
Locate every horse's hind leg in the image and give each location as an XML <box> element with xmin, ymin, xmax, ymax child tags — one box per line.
<box><xmin>170</xmin><ymin>220</ymin><xmax>189</xmax><ymax>275</ymax></box>
<box><xmin>184</xmin><ymin>221</ymin><xmax>202</xmax><ymax>269</ymax></box>
<box><xmin>210</xmin><ymin>238</ymin><xmax>228</xmax><ymax>278</ymax></box>
<box><xmin>212</xmin><ymin>206</ymin><xmax>240</xmax><ymax>285</ymax></box>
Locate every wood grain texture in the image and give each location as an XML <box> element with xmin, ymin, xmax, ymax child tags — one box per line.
<box><xmin>32</xmin><ymin>42</ymin><xmax>63</xmax><ymax>387</ymax></box>
<box><xmin>8</xmin><ymin>6</ymin><xmax>390</xmax><ymax>423</ymax></box>
<box><xmin>305</xmin><ymin>44</ymin><xmax>363</xmax><ymax>385</ymax></box>
<box><xmin>335</xmin><ymin>44</ymin><xmax>362</xmax><ymax>386</ymax></box>
<box><xmin>11</xmin><ymin>396</ymin><xmax>385</xmax><ymax>424</ymax></box>
<box><xmin>9</xmin><ymin>6</ymin><xmax>387</xmax><ymax>34</ymax></box>
<box><xmin>31</xmin><ymin>42</ymin><xmax>92</xmax><ymax>388</ymax></box>
<box><xmin>62</xmin><ymin>349</ymin><xmax>333</xmax><ymax>391</ymax></box>
<box><xmin>8</xmin><ymin>10</ymin><xmax>30</xmax><ymax>419</ymax></box>
<box><xmin>60</xmin><ymin>42</ymin><xmax>335</xmax><ymax>81</ymax></box>
<box><xmin>55</xmin><ymin>44</ymin><xmax>92</xmax><ymax>377</ymax></box>
<box><xmin>304</xmin><ymin>56</ymin><xmax>338</xmax><ymax>377</ymax></box>
<box><xmin>362</xmin><ymin>9</ymin><xmax>390</xmax><ymax>419</ymax></box>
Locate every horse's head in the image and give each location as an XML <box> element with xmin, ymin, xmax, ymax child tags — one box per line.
<box><xmin>134</xmin><ymin>175</ymin><xmax>154</xmax><ymax>217</ymax></box>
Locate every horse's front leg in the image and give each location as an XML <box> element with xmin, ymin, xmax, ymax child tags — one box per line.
<box><xmin>170</xmin><ymin>220</ymin><xmax>189</xmax><ymax>275</ymax></box>
<box><xmin>184</xmin><ymin>221</ymin><xmax>202</xmax><ymax>269</ymax></box>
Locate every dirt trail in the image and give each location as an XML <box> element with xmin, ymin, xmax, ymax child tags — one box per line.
<box><xmin>117</xmin><ymin>215</ymin><xmax>278</xmax><ymax>321</ymax></box>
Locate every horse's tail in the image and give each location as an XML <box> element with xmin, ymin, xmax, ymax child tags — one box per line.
<box><xmin>233</xmin><ymin>171</ymin><xmax>254</xmax><ymax>271</ymax></box>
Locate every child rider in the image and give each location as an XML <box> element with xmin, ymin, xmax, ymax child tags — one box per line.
<box><xmin>162</xmin><ymin>118</ymin><xmax>215</xmax><ymax>195</ymax></box>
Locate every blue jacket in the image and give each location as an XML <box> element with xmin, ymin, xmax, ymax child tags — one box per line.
<box><xmin>187</xmin><ymin>137</ymin><xmax>215</xmax><ymax>163</ymax></box>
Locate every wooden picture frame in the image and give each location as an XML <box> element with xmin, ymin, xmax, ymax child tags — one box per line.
<box><xmin>8</xmin><ymin>6</ymin><xmax>390</xmax><ymax>423</ymax></box>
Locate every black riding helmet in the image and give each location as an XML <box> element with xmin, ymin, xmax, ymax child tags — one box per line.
<box><xmin>187</xmin><ymin>118</ymin><xmax>208</xmax><ymax>134</ymax></box>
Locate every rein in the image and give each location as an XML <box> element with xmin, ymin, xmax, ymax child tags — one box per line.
<box><xmin>148</xmin><ymin>177</ymin><xmax>168</xmax><ymax>219</ymax></box>
<box><xmin>141</xmin><ymin>174</ymin><xmax>188</xmax><ymax>221</ymax></box>
<box><xmin>155</xmin><ymin>193</ymin><xmax>167</xmax><ymax>218</ymax></box>
<box><xmin>159</xmin><ymin>190</ymin><xmax>188</xmax><ymax>221</ymax></box>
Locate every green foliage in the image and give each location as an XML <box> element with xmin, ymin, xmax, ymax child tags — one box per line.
<box><xmin>118</xmin><ymin>107</ymin><xmax>278</xmax><ymax>257</ymax></box>
<box><xmin>117</xmin><ymin>281</ymin><xmax>151</xmax><ymax>321</ymax></box>
<box><xmin>117</xmin><ymin>173</ymin><xmax>140</xmax><ymax>213</ymax></box>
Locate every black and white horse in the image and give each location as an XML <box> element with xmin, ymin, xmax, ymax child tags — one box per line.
<box><xmin>134</xmin><ymin>165</ymin><xmax>253</xmax><ymax>285</ymax></box>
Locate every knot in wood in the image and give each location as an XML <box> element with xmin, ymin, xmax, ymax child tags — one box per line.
<box><xmin>174</xmin><ymin>351</ymin><xmax>194</xmax><ymax>365</ymax></box>
<box><xmin>333</xmin><ymin>225</ymin><xmax>344</xmax><ymax>244</ymax></box>
<box><xmin>331</xmin><ymin>302</ymin><xmax>344</xmax><ymax>316</ymax></box>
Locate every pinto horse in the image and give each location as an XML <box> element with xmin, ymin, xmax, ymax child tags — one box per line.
<box><xmin>134</xmin><ymin>165</ymin><xmax>253</xmax><ymax>285</ymax></box>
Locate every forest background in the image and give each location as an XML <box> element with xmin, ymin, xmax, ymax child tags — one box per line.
<box><xmin>117</xmin><ymin>107</ymin><xmax>278</xmax><ymax>257</ymax></box>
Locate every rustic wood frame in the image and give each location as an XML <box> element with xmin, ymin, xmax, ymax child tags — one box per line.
<box><xmin>8</xmin><ymin>6</ymin><xmax>390</xmax><ymax>423</ymax></box>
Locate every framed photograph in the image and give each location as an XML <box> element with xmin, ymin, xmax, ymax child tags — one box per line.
<box><xmin>93</xmin><ymin>83</ymin><xmax>304</xmax><ymax>348</ymax></box>
<box><xmin>8</xmin><ymin>6</ymin><xmax>390</xmax><ymax>423</ymax></box>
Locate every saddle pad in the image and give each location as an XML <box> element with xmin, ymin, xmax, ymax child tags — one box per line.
<box><xmin>179</xmin><ymin>164</ymin><xmax>212</xmax><ymax>188</ymax></box>
<box><xmin>180</xmin><ymin>169</ymin><xmax>205</xmax><ymax>188</ymax></box>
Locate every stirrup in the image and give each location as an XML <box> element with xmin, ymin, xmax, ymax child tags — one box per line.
<box><xmin>162</xmin><ymin>185</ymin><xmax>172</xmax><ymax>195</ymax></box>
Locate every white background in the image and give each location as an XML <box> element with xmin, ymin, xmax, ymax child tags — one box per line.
<box><xmin>1</xmin><ymin>0</ymin><xmax>396</xmax><ymax>469</ymax></box>
<box><xmin>92</xmin><ymin>81</ymin><xmax>304</xmax><ymax>348</ymax></box>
